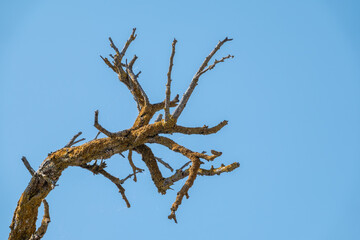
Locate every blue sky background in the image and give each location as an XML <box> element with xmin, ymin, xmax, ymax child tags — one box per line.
<box><xmin>1</xmin><ymin>1</ymin><xmax>359</xmax><ymax>239</ymax></box>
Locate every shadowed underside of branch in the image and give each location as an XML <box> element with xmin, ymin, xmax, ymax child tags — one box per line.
<box><xmin>8</xmin><ymin>28</ymin><xmax>238</xmax><ymax>240</ymax></box>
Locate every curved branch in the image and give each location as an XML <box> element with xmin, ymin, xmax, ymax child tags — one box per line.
<box><xmin>173</xmin><ymin>120</ymin><xmax>228</xmax><ymax>135</ymax></box>
<box><xmin>29</xmin><ymin>200</ymin><xmax>50</xmax><ymax>240</ymax></box>
<box><xmin>148</xmin><ymin>136</ymin><xmax>222</xmax><ymax>161</ymax></box>
<box><xmin>168</xmin><ymin>156</ymin><xmax>201</xmax><ymax>223</ymax></box>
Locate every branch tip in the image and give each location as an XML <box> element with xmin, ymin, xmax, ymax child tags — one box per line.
<box><xmin>21</xmin><ymin>156</ymin><xmax>35</xmax><ymax>176</ymax></box>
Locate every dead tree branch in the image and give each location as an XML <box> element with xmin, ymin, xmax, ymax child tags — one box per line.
<box><xmin>165</xmin><ymin>39</ymin><xmax>177</xmax><ymax>121</ymax></box>
<box><xmin>80</xmin><ymin>162</ymin><xmax>131</xmax><ymax>208</ymax></box>
<box><xmin>9</xmin><ymin>30</ymin><xmax>238</xmax><ymax>240</ymax></box>
<box><xmin>172</xmin><ymin>37</ymin><xmax>233</xmax><ymax>120</ymax></box>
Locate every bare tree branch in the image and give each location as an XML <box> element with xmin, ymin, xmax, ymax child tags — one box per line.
<box><xmin>165</xmin><ymin>39</ymin><xmax>177</xmax><ymax>121</ymax></box>
<box><xmin>155</xmin><ymin>114</ymin><xmax>163</xmax><ymax>122</ymax></box>
<box><xmin>29</xmin><ymin>200</ymin><xmax>50</xmax><ymax>240</ymax></box>
<box><xmin>168</xmin><ymin>156</ymin><xmax>201</xmax><ymax>223</ymax></box>
<box><xmin>200</xmin><ymin>54</ymin><xmax>234</xmax><ymax>75</ymax></box>
<box><xmin>21</xmin><ymin>156</ymin><xmax>35</xmax><ymax>176</ymax></box>
<box><xmin>65</xmin><ymin>132</ymin><xmax>84</xmax><ymax>148</ymax></box>
<box><xmin>118</xmin><ymin>28</ymin><xmax>137</xmax><ymax>62</ymax></box>
<box><xmin>9</xmin><ymin>30</ymin><xmax>238</xmax><ymax>239</ymax></box>
<box><xmin>94</xmin><ymin>110</ymin><xmax>130</xmax><ymax>137</ymax></box>
<box><xmin>155</xmin><ymin>157</ymin><xmax>174</xmax><ymax>172</ymax></box>
<box><xmin>173</xmin><ymin>120</ymin><xmax>228</xmax><ymax>135</ymax></box>
<box><xmin>148</xmin><ymin>136</ymin><xmax>222</xmax><ymax>161</ymax></box>
<box><xmin>80</xmin><ymin>163</ymin><xmax>131</xmax><ymax>208</ymax></box>
<box><xmin>127</xmin><ymin>150</ymin><xmax>144</xmax><ymax>182</ymax></box>
<box><xmin>94</xmin><ymin>131</ymin><xmax>101</xmax><ymax>140</ymax></box>
<box><xmin>163</xmin><ymin>162</ymin><xmax>240</xmax><ymax>190</ymax></box>
<box><xmin>172</xmin><ymin>37</ymin><xmax>233</xmax><ymax>120</ymax></box>
<box><xmin>20</xmin><ymin>157</ymin><xmax>51</xmax><ymax>240</ymax></box>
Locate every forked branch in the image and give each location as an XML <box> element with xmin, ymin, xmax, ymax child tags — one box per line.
<box><xmin>172</xmin><ymin>37</ymin><xmax>233</xmax><ymax>120</ymax></box>
<box><xmin>9</xmin><ymin>30</ymin><xmax>238</xmax><ymax>240</ymax></box>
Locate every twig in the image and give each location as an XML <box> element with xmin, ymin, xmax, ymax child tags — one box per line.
<box><xmin>200</xmin><ymin>54</ymin><xmax>234</xmax><ymax>75</ymax></box>
<box><xmin>128</xmin><ymin>55</ymin><xmax>138</xmax><ymax>69</ymax></box>
<box><xmin>21</xmin><ymin>156</ymin><xmax>35</xmax><ymax>176</ymax></box>
<box><xmin>155</xmin><ymin>157</ymin><xmax>173</xmax><ymax>172</ymax></box>
<box><xmin>94</xmin><ymin>110</ymin><xmax>113</xmax><ymax>137</ymax></box>
<box><xmin>94</xmin><ymin>110</ymin><xmax>130</xmax><ymax>137</ymax></box>
<box><xmin>119</xmin><ymin>169</ymin><xmax>144</xmax><ymax>184</ymax></box>
<box><xmin>172</xmin><ymin>37</ymin><xmax>233</xmax><ymax>120</ymax></box>
<box><xmin>100</xmin><ymin>55</ymin><xmax>117</xmax><ymax>72</ymax></box>
<box><xmin>109</xmin><ymin>37</ymin><xmax>120</xmax><ymax>55</ymax></box>
<box><xmin>65</xmin><ymin>132</ymin><xmax>83</xmax><ymax>148</ymax></box>
<box><xmin>168</xmin><ymin>157</ymin><xmax>201</xmax><ymax>223</ymax></box>
<box><xmin>173</xmin><ymin>120</ymin><xmax>228</xmax><ymax>135</ymax></box>
<box><xmin>155</xmin><ymin>114</ymin><xmax>163</xmax><ymax>122</ymax></box>
<box><xmin>127</xmin><ymin>150</ymin><xmax>144</xmax><ymax>182</ymax></box>
<box><xmin>179</xmin><ymin>161</ymin><xmax>191</xmax><ymax>171</ymax></box>
<box><xmin>119</xmin><ymin>28</ymin><xmax>137</xmax><ymax>62</ymax></box>
<box><xmin>165</xmin><ymin>39</ymin><xmax>177</xmax><ymax>122</ymax></box>
<box><xmin>81</xmin><ymin>164</ymin><xmax>131</xmax><ymax>208</ymax></box>
<box><xmin>94</xmin><ymin>131</ymin><xmax>101</xmax><ymax>140</ymax></box>
<box><xmin>72</xmin><ymin>138</ymin><xmax>85</xmax><ymax>145</ymax></box>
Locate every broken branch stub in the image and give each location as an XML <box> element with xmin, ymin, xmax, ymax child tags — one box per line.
<box><xmin>9</xmin><ymin>29</ymin><xmax>238</xmax><ymax>240</ymax></box>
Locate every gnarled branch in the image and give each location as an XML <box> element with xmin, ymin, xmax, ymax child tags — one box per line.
<box><xmin>9</xmin><ymin>30</ymin><xmax>238</xmax><ymax>240</ymax></box>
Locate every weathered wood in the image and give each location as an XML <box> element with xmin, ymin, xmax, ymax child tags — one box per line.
<box><xmin>9</xmin><ymin>29</ymin><xmax>238</xmax><ymax>239</ymax></box>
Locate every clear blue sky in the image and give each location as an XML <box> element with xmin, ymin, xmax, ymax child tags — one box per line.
<box><xmin>1</xmin><ymin>1</ymin><xmax>359</xmax><ymax>239</ymax></box>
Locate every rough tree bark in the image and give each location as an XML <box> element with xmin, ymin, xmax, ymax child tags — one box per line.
<box><xmin>8</xmin><ymin>28</ymin><xmax>239</xmax><ymax>240</ymax></box>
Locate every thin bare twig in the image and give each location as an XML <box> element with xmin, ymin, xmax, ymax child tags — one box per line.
<box><xmin>65</xmin><ymin>132</ymin><xmax>83</xmax><ymax>148</ymax></box>
<box><xmin>127</xmin><ymin>150</ymin><xmax>144</xmax><ymax>182</ymax></box>
<box><xmin>94</xmin><ymin>110</ymin><xmax>113</xmax><ymax>137</ymax></box>
<box><xmin>100</xmin><ymin>55</ymin><xmax>117</xmax><ymax>72</ymax></box>
<box><xmin>94</xmin><ymin>110</ymin><xmax>130</xmax><ymax>137</ymax></box>
<box><xmin>21</xmin><ymin>156</ymin><xmax>35</xmax><ymax>176</ymax></box>
<box><xmin>155</xmin><ymin>157</ymin><xmax>174</xmax><ymax>172</ymax></box>
<box><xmin>179</xmin><ymin>161</ymin><xmax>191</xmax><ymax>171</ymax></box>
<box><xmin>165</xmin><ymin>39</ymin><xmax>177</xmax><ymax>121</ymax></box>
<box><xmin>119</xmin><ymin>169</ymin><xmax>144</xmax><ymax>184</ymax></box>
<box><xmin>80</xmin><ymin>163</ymin><xmax>131</xmax><ymax>208</ymax></box>
<box><xmin>200</xmin><ymin>54</ymin><xmax>234</xmax><ymax>75</ymax></box>
<box><xmin>172</xmin><ymin>37</ymin><xmax>233</xmax><ymax>120</ymax></box>
<box><xmin>155</xmin><ymin>114</ymin><xmax>163</xmax><ymax>122</ymax></box>
<box><xmin>128</xmin><ymin>55</ymin><xmax>138</xmax><ymax>69</ymax></box>
<box><xmin>94</xmin><ymin>131</ymin><xmax>101</xmax><ymax>140</ymax></box>
<box><xmin>119</xmin><ymin>28</ymin><xmax>137</xmax><ymax>62</ymax></box>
